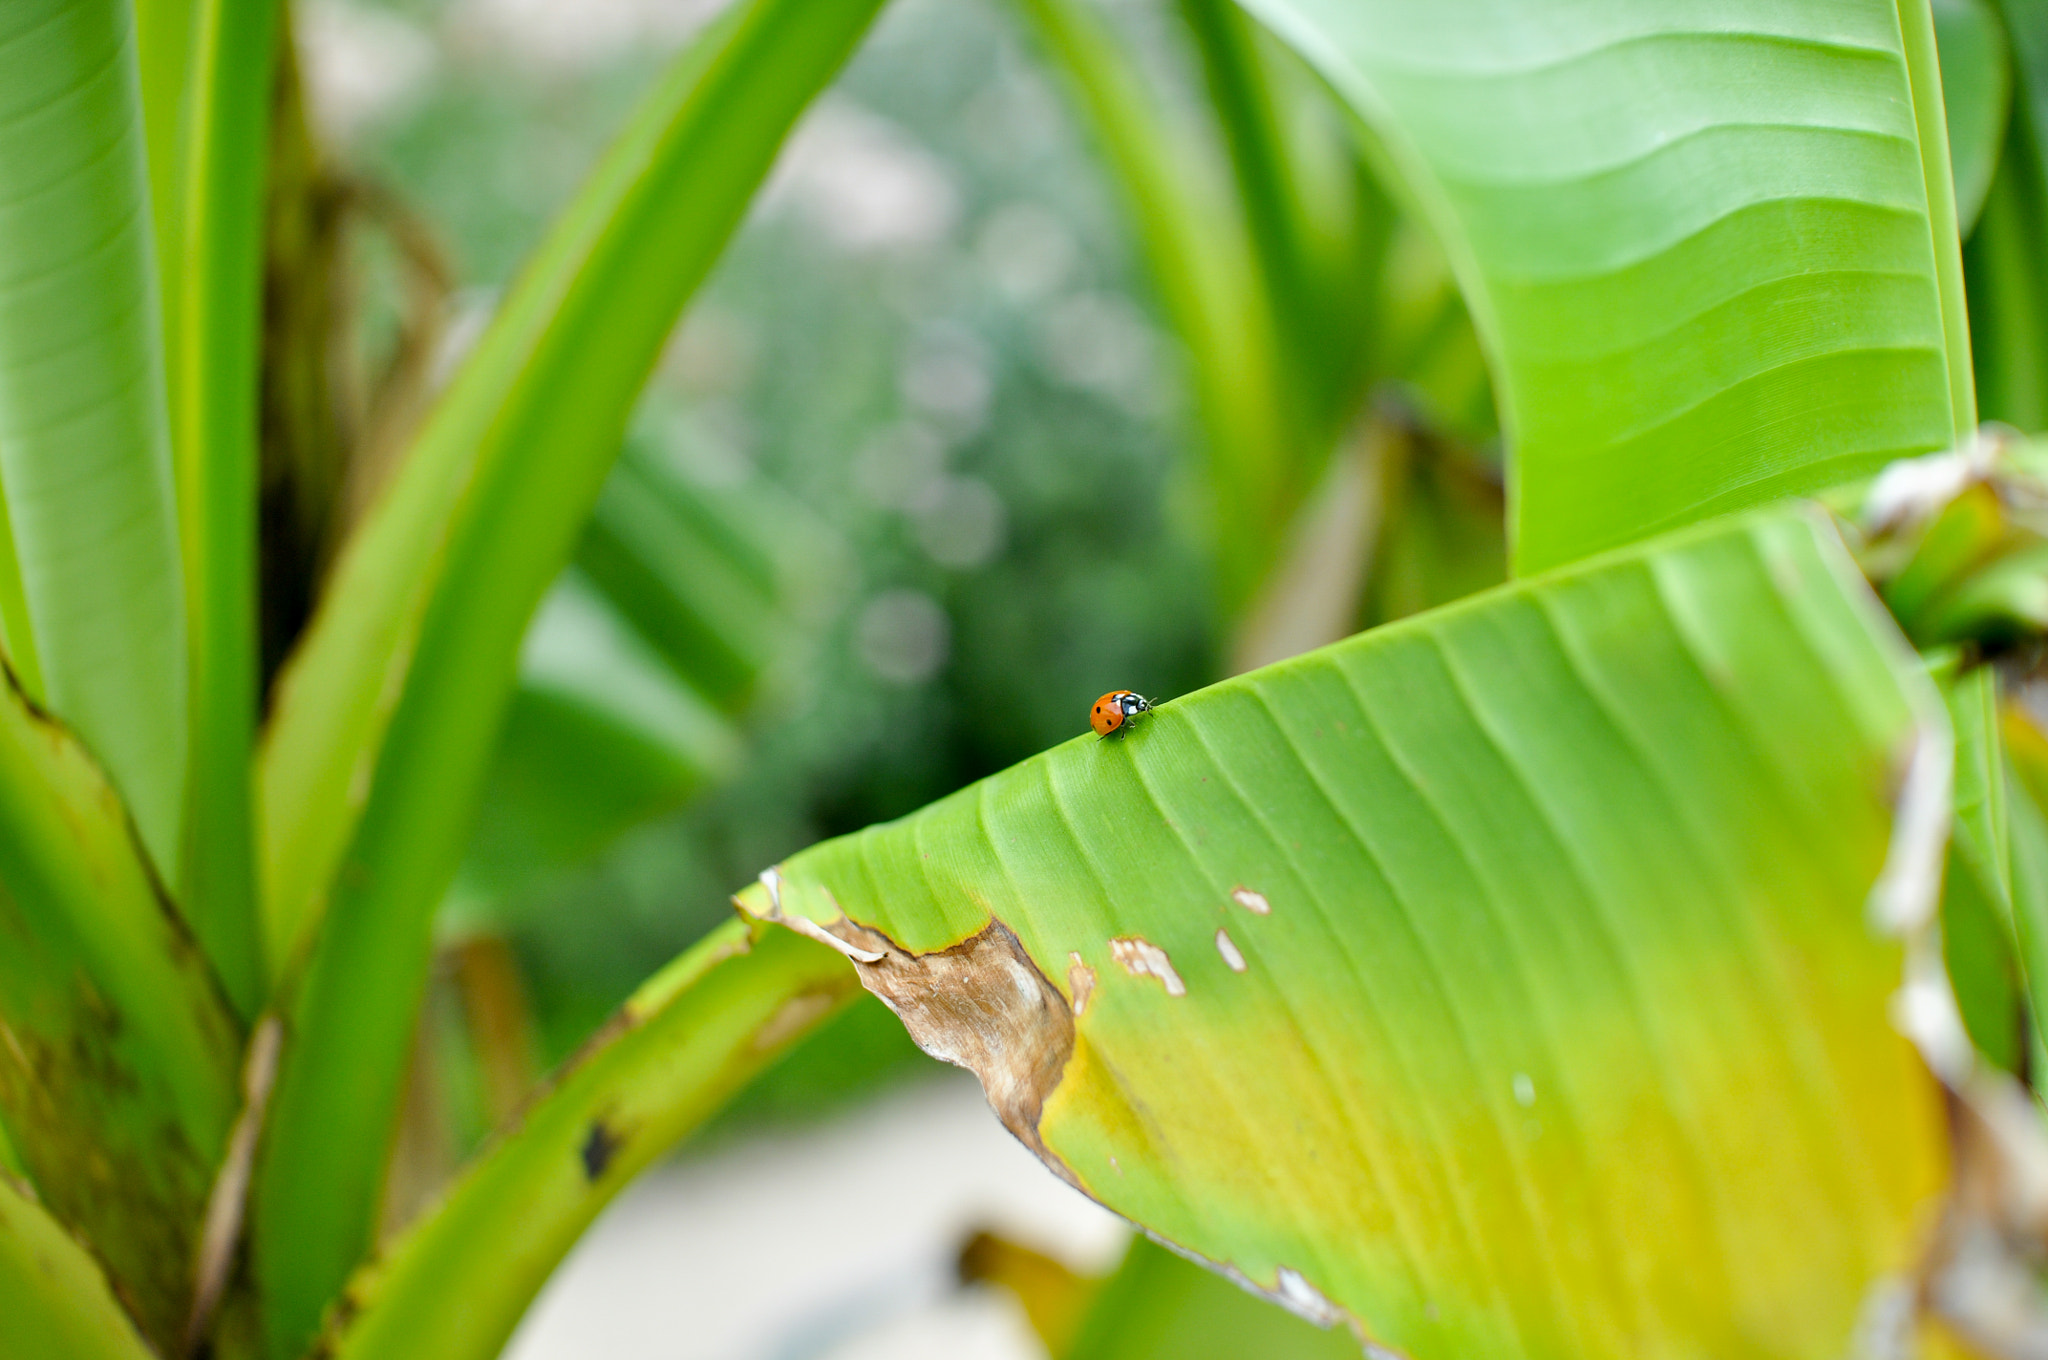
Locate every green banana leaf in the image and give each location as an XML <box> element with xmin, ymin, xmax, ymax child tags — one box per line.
<box><xmin>0</xmin><ymin>0</ymin><xmax>189</xmax><ymax>880</ymax></box>
<box><xmin>738</xmin><ymin>507</ymin><xmax>1945</xmax><ymax>1360</ymax></box>
<box><xmin>1233</xmin><ymin>0</ymin><xmax>1969</xmax><ymax>573</ymax></box>
<box><xmin>571</xmin><ymin>440</ymin><xmax>789</xmax><ymax>715</ymax></box>
<box><xmin>315</xmin><ymin>921</ymin><xmax>859</xmax><ymax>1360</ymax></box>
<box><xmin>251</xmin><ymin>1</ymin><xmax>888</xmax><ymax>1351</ymax></box>
<box><xmin>0</xmin><ymin>1175</ymin><xmax>159</xmax><ymax>1360</ymax></box>
<box><xmin>0</xmin><ymin>665</ymin><xmax>240</xmax><ymax>1353</ymax></box>
<box><xmin>1934</xmin><ymin>0</ymin><xmax>2012</xmax><ymax>233</ymax></box>
<box><xmin>453</xmin><ymin>572</ymin><xmax>740</xmax><ymax>907</ymax></box>
<box><xmin>1064</xmin><ymin>1236</ymin><xmax>1359</xmax><ymax>1360</ymax></box>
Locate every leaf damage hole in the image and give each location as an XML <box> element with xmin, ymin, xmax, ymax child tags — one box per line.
<box><xmin>1066</xmin><ymin>953</ymin><xmax>1096</xmax><ymax>1016</ymax></box>
<box><xmin>1214</xmin><ymin>928</ymin><xmax>1247</xmax><ymax>973</ymax></box>
<box><xmin>1110</xmin><ymin>937</ymin><xmax>1186</xmax><ymax>997</ymax></box>
<box><xmin>1230</xmin><ymin>885</ymin><xmax>1270</xmax><ymax>915</ymax></box>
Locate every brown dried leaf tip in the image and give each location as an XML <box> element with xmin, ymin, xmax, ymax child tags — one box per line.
<box><xmin>817</xmin><ymin>910</ymin><xmax>1078</xmax><ymax>1178</ymax></box>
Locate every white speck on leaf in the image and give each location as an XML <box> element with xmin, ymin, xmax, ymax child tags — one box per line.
<box><xmin>1110</xmin><ymin>937</ymin><xmax>1185</xmax><ymax>997</ymax></box>
<box><xmin>1513</xmin><ymin>1073</ymin><xmax>1535</xmax><ymax>1107</ymax></box>
<box><xmin>1230</xmin><ymin>886</ymin><xmax>1270</xmax><ymax>915</ymax></box>
<box><xmin>1275</xmin><ymin>1267</ymin><xmax>1342</xmax><ymax>1327</ymax></box>
<box><xmin>1066</xmin><ymin>952</ymin><xmax>1096</xmax><ymax>1017</ymax></box>
<box><xmin>1215</xmin><ymin>928</ymin><xmax>1247</xmax><ymax>973</ymax></box>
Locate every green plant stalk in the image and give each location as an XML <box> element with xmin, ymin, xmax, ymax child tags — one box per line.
<box><xmin>174</xmin><ymin>0</ymin><xmax>278</xmax><ymax>1020</ymax></box>
<box><xmin>1898</xmin><ymin>0</ymin><xmax>1980</xmax><ymax>439</ymax></box>
<box><xmin>0</xmin><ymin>664</ymin><xmax>241</xmax><ymax>1353</ymax></box>
<box><xmin>0</xmin><ymin>0</ymin><xmax>190</xmax><ymax>884</ymax></box>
<box><xmin>321</xmin><ymin>921</ymin><xmax>859</xmax><ymax>1360</ymax></box>
<box><xmin>1178</xmin><ymin>0</ymin><xmax>1322</xmax><ymax>425</ymax></box>
<box><xmin>1965</xmin><ymin>147</ymin><xmax>2048</xmax><ymax>431</ymax></box>
<box><xmin>1971</xmin><ymin>0</ymin><xmax>2048</xmax><ymax>428</ymax></box>
<box><xmin>0</xmin><ymin>1115</ymin><xmax>22</xmax><ymax>1179</ymax></box>
<box><xmin>251</xmin><ymin>2</ymin><xmax>888</xmax><ymax>1350</ymax></box>
<box><xmin>134</xmin><ymin>0</ymin><xmax>200</xmax><ymax>317</ymax></box>
<box><xmin>2003</xmin><ymin>707</ymin><xmax>2048</xmax><ymax>1066</ymax></box>
<box><xmin>0</xmin><ymin>465</ymin><xmax>45</xmax><ymax>704</ymax></box>
<box><xmin>1015</xmin><ymin>0</ymin><xmax>1294</xmax><ymax>615</ymax></box>
<box><xmin>0</xmin><ymin>1175</ymin><xmax>160</xmax><ymax>1360</ymax></box>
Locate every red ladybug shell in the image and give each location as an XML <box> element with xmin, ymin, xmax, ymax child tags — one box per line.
<box><xmin>1091</xmin><ymin>690</ymin><xmax>1150</xmax><ymax>737</ymax></box>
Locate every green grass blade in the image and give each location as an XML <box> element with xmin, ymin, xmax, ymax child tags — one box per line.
<box><xmin>1015</xmin><ymin>0</ymin><xmax>1295</xmax><ymax>614</ymax></box>
<box><xmin>0</xmin><ymin>0</ymin><xmax>189</xmax><ymax>881</ymax></box>
<box><xmin>171</xmin><ymin>0</ymin><xmax>278</xmax><ymax>1019</ymax></box>
<box><xmin>1233</xmin><ymin>0</ymin><xmax>1962</xmax><ymax>572</ymax></box>
<box><xmin>0</xmin><ymin>671</ymin><xmax>240</xmax><ymax>1352</ymax></box>
<box><xmin>317</xmin><ymin>921</ymin><xmax>857</xmax><ymax>1360</ymax></box>
<box><xmin>251</xmin><ymin>2</ymin><xmax>886</xmax><ymax>1350</ymax></box>
<box><xmin>739</xmin><ymin>507</ymin><xmax>1944</xmax><ymax>1360</ymax></box>
<box><xmin>0</xmin><ymin>1175</ymin><xmax>160</xmax><ymax>1360</ymax></box>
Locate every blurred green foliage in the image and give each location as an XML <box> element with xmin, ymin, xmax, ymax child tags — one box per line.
<box><xmin>339</xmin><ymin>0</ymin><xmax>1222</xmax><ymax>1081</ymax></box>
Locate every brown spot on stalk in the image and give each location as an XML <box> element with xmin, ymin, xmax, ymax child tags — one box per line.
<box><xmin>1230</xmin><ymin>886</ymin><xmax>1270</xmax><ymax>915</ymax></box>
<box><xmin>580</xmin><ymin>1119</ymin><xmax>625</xmax><ymax>1182</ymax></box>
<box><xmin>1214</xmin><ymin>929</ymin><xmax>1247</xmax><ymax>973</ymax></box>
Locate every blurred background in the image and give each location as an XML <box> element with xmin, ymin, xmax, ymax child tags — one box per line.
<box><xmin>280</xmin><ymin>0</ymin><xmax>1501</xmax><ymax>1352</ymax></box>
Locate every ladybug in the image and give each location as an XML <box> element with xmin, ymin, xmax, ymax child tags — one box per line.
<box><xmin>1091</xmin><ymin>690</ymin><xmax>1152</xmax><ymax>737</ymax></box>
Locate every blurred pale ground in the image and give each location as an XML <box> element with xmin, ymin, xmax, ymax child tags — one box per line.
<box><xmin>505</xmin><ymin>1078</ymin><xmax>1126</xmax><ymax>1360</ymax></box>
<box><xmin>299</xmin><ymin>0</ymin><xmax>1188</xmax><ymax>1351</ymax></box>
